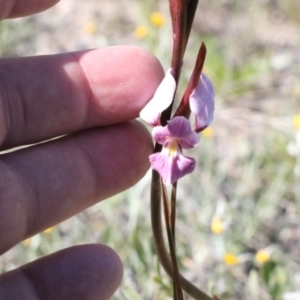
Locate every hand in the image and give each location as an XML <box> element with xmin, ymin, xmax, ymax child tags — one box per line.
<box><xmin>0</xmin><ymin>1</ymin><xmax>164</xmax><ymax>299</ymax></box>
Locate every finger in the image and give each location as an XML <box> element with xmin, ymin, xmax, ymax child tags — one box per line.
<box><xmin>0</xmin><ymin>0</ymin><xmax>59</xmax><ymax>20</ymax></box>
<box><xmin>0</xmin><ymin>120</ymin><xmax>153</xmax><ymax>254</ymax></box>
<box><xmin>0</xmin><ymin>46</ymin><xmax>164</xmax><ymax>149</ymax></box>
<box><xmin>0</xmin><ymin>244</ymin><xmax>123</xmax><ymax>300</ymax></box>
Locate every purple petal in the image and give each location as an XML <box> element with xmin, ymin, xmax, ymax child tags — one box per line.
<box><xmin>189</xmin><ymin>73</ymin><xmax>215</xmax><ymax>132</ymax></box>
<box><xmin>152</xmin><ymin>125</ymin><xmax>168</xmax><ymax>145</ymax></box>
<box><xmin>149</xmin><ymin>151</ymin><xmax>196</xmax><ymax>186</ymax></box>
<box><xmin>152</xmin><ymin>116</ymin><xmax>199</xmax><ymax>149</ymax></box>
<box><xmin>139</xmin><ymin>69</ymin><xmax>176</xmax><ymax>126</ymax></box>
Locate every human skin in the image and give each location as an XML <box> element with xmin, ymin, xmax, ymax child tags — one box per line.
<box><xmin>0</xmin><ymin>0</ymin><xmax>164</xmax><ymax>299</ymax></box>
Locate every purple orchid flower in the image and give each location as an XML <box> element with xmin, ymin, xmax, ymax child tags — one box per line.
<box><xmin>190</xmin><ymin>73</ymin><xmax>215</xmax><ymax>132</ymax></box>
<box><xmin>150</xmin><ymin>116</ymin><xmax>199</xmax><ymax>185</ymax></box>
<box><xmin>140</xmin><ymin>70</ymin><xmax>215</xmax><ymax>185</ymax></box>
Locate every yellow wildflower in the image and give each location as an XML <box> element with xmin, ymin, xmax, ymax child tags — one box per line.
<box><xmin>134</xmin><ymin>25</ymin><xmax>148</xmax><ymax>39</ymax></box>
<box><xmin>22</xmin><ymin>238</ymin><xmax>31</xmax><ymax>246</ymax></box>
<box><xmin>223</xmin><ymin>253</ymin><xmax>239</xmax><ymax>266</ymax></box>
<box><xmin>150</xmin><ymin>12</ymin><xmax>165</xmax><ymax>27</ymax></box>
<box><xmin>211</xmin><ymin>216</ymin><xmax>223</xmax><ymax>234</ymax></box>
<box><xmin>255</xmin><ymin>249</ymin><xmax>271</xmax><ymax>264</ymax></box>
<box><xmin>293</xmin><ymin>114</ymin><xmax>300</xmax><ymax>130</ymax></box>
<box><xmin>292</xmin><ymin>87</ymin><xmax>300</xmax><ymax>99</ymax></box>
<box><xmin>84</xmin><ymin>22</ymin><xmax>97</xmax><ymax>35</ymax></box>
<box><xmin>202</xmin><ymin>127</ymin><xmax>214</xmax><ymax>138</ymax></box>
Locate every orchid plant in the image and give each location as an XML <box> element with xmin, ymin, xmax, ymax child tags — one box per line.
<box><xmin>139</xmin><ymin>1</ymin><xmax>219</xmax><ymax>300</ymax></box>
<box><xmin>140</xmin><ymin>70</ymin><xmax>214</xmax><ymax>186</ymax></box>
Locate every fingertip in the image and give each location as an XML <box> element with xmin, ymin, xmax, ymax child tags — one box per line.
<box><xmin>0</xmin><ymin>46</ymin><xmax>163</xmax><ymax>148</ymax></box>
<box><xmin>119</xmin><ymin>120</ymin><xmax>154</xmax><ymax>186</ymax></box>
<box><xmin>0</xmin><ymin>120</ymin><xmax>153</xmax><ymax>251</ymax></box>
<box><xmin>20</xmin><ymin>244</ymin><xmax>123</xmax><ymax>300</ymax></box>
<box><xmin>72</xmin><ymin>120</ymin><xmax>153</xmax><ymax>201</ymax></box>
<box><xmin>77</xmin><ymin>46</ymin><xmax>165</xmax><ymax>126</ymax></box>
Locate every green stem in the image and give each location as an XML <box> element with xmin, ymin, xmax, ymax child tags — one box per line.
<box><xmin>151</xmin><ymin>169</ymin><xmax>214</xmax><ymax>300</ymax></box>
<box><xmin>171</xmin><ymin>182</ymin><xmax>177</xmax><ymax>242</ymax></box>
<box><xmin>162</xmin><ymin>183</ymin><xmax>184</xmax><ymax>300</ymax></box>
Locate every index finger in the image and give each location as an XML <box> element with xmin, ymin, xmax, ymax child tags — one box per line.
<box><xmin>0</xmin><ymin>46</ymin><xmax>164</xmax><ymax>149</ymax></box>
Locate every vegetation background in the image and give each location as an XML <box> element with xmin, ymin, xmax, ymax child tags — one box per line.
<box><xmin>0</xmin><ymin>0</ymin><xmax>300</xmax><ymax>299</ymax></box>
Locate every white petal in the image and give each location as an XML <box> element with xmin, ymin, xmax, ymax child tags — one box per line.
<box><xmin>140</xmin><ymin>69</ymin><xmax>176</xmax><ymax>126</ymax></box>
<box><xmin>189</xmin><ymin>73</ymin><xmax>215</xmax><ymax>131</ymax></box>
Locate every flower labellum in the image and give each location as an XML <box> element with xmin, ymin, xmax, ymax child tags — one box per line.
<box><xmin>149</xmin><ymin>116</ymin><xmax>199</xmax><ymax>185</ymax></box>
<box><xmin>139</xmin><ymin>69</ymin><xmax>176</xmax><ymax>126</ymax></box>
<box><xmin>189</xmin><ymin>73</ymin><xmax>215</xmax><ymax>132</ymax></box>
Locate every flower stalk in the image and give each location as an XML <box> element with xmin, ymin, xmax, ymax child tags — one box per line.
<box><xmin>150</xmin><ymin>174</ymin><xmax>213</xmax><ymax>300</ymax></box>
<box><xmin>144</xmin><ymin>0</ymin><xmax>217</xmax><ymax>299</ymax></box>
<box><xmin>160</xmin><ymin>0</ymin><xmax>187</xmax><ymax>126</ymax></box>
